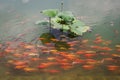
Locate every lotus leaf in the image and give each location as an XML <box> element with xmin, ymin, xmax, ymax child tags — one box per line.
<box><xmin>35</xmin><ymin>20</ymin><xmax>49</xmax><ymax>25</ymax></box>
<box><xmin>41</xmin><ymin>9</ymin><xmax>58</xmax><ymax>17</ymax></box>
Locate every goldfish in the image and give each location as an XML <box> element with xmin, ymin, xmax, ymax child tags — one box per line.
<box><xmin>115</xmin><ymin>45</ymin><xmax>120</xmax><ymax>48</ymax></box>
<box><xmin>116</xmin><ymin>49</ymin><xmax>120</xmax><ymax>52</ymax></box>
<box><xmin>14</xmin><ymin>65</ymin><xmax>27</xmax><ymax>69</ymax></box>
<box><xmin>7</xmin><ymin>60</ymin><xmax>15</xmax><ymax>64</ymax></box>
<box><xmin>13</xmin><ymin>61</ymin><xmax>28</xmax><ymax>66</ymax></box>
<box><xmin>84</xmin><ymin>53</ymin><xmax>96</xmax><ymax>58</ymax></box>
<box><xmin>102</xmin><ymin>40</ymin><xmax>111</xmax><ymax>46</ymax></box>
<box><xmin>47</xmin><ymin>69</ymin><xmax>60</xmax><ymax>74</ymax></box>
<box><xmin>28</xmin><ymin>52</ymin><xmax>39</xmax><ymax>56</ymax></box>
<box><xmin>82</xmin><ymin>65</ymin><xmax>94</xmax><ymax>70</ymax></box>
<box><xmin>95</xmin><ymin>36</ymin><xmax>102</xmax><ymax>40</ymax></box>
<box><xmin>39</xmin><ymin>38</ymin><xmax>45</xmax><ymax>40</ymax></box>
<box><xmin>60</xmin><ymin>65</ymin><xmax>73</xmax><ymax>70</ymax></box>
<box><xmin>38</xmin><ymin>65</ymin><xmax>48</xmax><ymax>69</ymax></box>
<box><xmin>107</xmin><ymin>65</ymin><xmax>119</xmax><ymax>71</ymax></box>
<box><xmin>47</xmin><ymin>57</ymin><xmax>56</xmax><ymax>61</ymax></box>
<box><xmin>101</xmin><ymin>47</ymin><xmax>112</xmax><ymax>51</ymax></box>
<box><xmin>65</xmin><ymin>54</ymin><xmax>76</xmax><ymax>60</ymax></box>
<box><xmin>50</xmin><ymin>38</ymin><xmax>59</xmax><ymax>42</ymax></box>
<box><xmin>23</xmin><ymin>67</ymin><xmax>38</xmax><ymax>72</ymax></box>
<box><xmin>72</xmin><ymin>59</ymin><xmax>85</xmax><ymax>65</ymax></box>
<box><xmin>24</xmin><ymin>44</ymin><xmax>35</xmax><ymax>49</ymax></box>
<box><xmin>93</xmin><ymin>39</ymin><xmax>103</xmax><ymax>44</ymax></box>
<box><xmin>81</xmin><ymin>39</ymin><xmax>89</xmax><ymax>44</ymax></box>
<box><xmin>30</xmin><ymin>58</ymin><xmax>40</xmax><ymax>61</ymax></box>
<box><xmin>13</xmin><ymin>53</ymin><xmax>22</xmax><ymax>57</ymax></box>
<box><xmin>38</xmin><ymin>62</ymin><xmax>54</xmax><ymax>69</ymax></box>
<box><xmin>85</xmin><ymin>50</ymin><xmax>96</xmax><ymax>53</ymax></box>
<box><xmin>90</xmin><ymin>45</ymin><xmax>101</xmax><ymax>49</ymax></box>
<box><xmin>85</xmin><ymin>59</ymin><xmax>98</xmax><ymax>65</ymax></box>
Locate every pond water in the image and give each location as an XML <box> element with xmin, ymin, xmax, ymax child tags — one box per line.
<box><xmin>0</xmin><ymin>0</ymin><xmax>120</xmax><ymax>80</ymax></box>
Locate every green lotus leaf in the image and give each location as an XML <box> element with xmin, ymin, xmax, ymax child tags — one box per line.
<box><xmin>70</xmin><ymin>20</ymin><xmax>90</xmax><ymax>35</ymax></box>
<box><xmin>35</xmin><ymin>20</ymin><xmax>49</xmax><ymax>26</ymax></box>
<box><xmin>51</xmin><ymin>18</ymin><xmax>70</xmax><ymax>31</ymax></box>
<box><xmin>41</xmin><ymin>9</ymin><xmax>59</xmax><ymax>17</ymax></box>
<box><xmin>56</xmin><ymin>11</ymin><xmax>75</xmax><ymax>25</ymax></box>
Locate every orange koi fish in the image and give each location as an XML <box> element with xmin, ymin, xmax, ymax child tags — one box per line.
<box><xmin>107</xmin><ymin>65</ymin><xmax>119</xmax><ymax>71</ymax></box>
<box><xmin>72</xmin><ymin>59</ymin><xmax>85</xmax><ymax>65</ymax></box>
<box><xmin>84</xmin><ymin>53</ymin><xmax>96</xmax><ymax>58</ymax></box>
<box><xmin>47</xmin><ymin>69</ymin><xmax>60</xmax><ymax>74</ymax></box>
<box><xmin>82</xmin><ymin>65</ymin><xmax>94</xmax><ymax>70</ymax></box>
<box><xmin>101</xmin><ymin>47</ymin><xmax>112</xmax><ymax>51</ymax></box>
<box><xmin>90</xmin><ymin>45</ymin><xmax>101</xmax><ymax>49</ymax></box>
<box><xmin>13</xmin><ymin>61</ymin><xmax>28</xmax><ymax>66</ymax></box>
<box><xmin>60</xmin><ymin>65</ymin><xmax>73</xmax><ymax>70</ymax></box>
<box><xmin>23</xmin><ymin>67</ymin><xmax>38</xmax><ymax>72</ymax></box>
<box><xmin>14</xmin><ymin>65</ymin><xmax>27</xmax><ymax>69</ymax></box>
<box><xmin>81</xmin><ymin>39</ymin><xmax>89</xmax><ymax>44</ymax></box>
<box><xmin>115</xmin><ymin>45</ymin><xmax>120</xmax><ymax>48</ymax></box>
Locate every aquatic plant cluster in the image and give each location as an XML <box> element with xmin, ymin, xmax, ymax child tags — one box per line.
<box><xmin>36</xmin><ymin>9</ymin><xmax>90</xmax><ymax>37</ymax></box>
<box><xmin>0</xmin><ymin>34</ymin><xmax>120</xmax><ymax>74</ymax></box>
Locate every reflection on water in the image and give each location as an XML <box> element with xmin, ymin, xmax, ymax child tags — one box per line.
<box><xmin>0</xmin><ymin>0</ymin><xmax>120</xmax><ymax>80</ymax></box>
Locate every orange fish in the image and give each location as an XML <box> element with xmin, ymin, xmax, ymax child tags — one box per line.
<box><xmin>38</xmin><ymin>62</ymin><xmax>54</xmax><ymax>69</ymax></box>
<box><xmin>50</xmin><ymin>38</ymin><xmax>59</xmax><ymax>42</ymax></box>
<box><xmin>107</xmin><ymin>65</ymin><xmax>119</xmax><ymax>71</ymax></box>
<box><xmin>116</xmin><ymin>49</ymin><xmax>120</xmax><ymax>52</ymax></box>
<box><xmin>38</xmin><ymin>64</ymin><xmax>48</xmax><ymax>69</ymax></box>
<box><xmin>115</xmin><ymin>45</ymin><xmax>120</xmax><ymax>48</ymax></box>
<box><xmin>85</xmin><ymin>59</ymin><xmax>97</xmax><ymax>65</ymax></box>
<box><xmin>23</xmin><ymin>67</ymin><xmax>38</xmax><ymax>72</ymax></box>
<box><xmin>13</xmin><ymin>53</ymin><xmax>22</xmax><ymax>58</ymax></box>
<box><xmin>84</xmin><ymin>53</ymin><xmax>96</xmax><ymax>58</ymax></box>
<box><xmin>14</xmin><ymin>65</ymin><xmax>27</xmax><ymax>69</ymax></box>
<box><xmin>76</xmin><ymin>50</ymin><xmax>86</xmax><ymax>55</ymax></box>
<box><xmin>13</xmin><ymin>61</ymin><xmax>28</xmax><ymax>66</ymax></box>
<box><xmin>48</xmin><ymin>69</ymin><xmax>60</xmax><ymax>74</ymax></box>
<box><xmin>82</xmin><ymin>65</ymin><xmax>94</xmax><ymax>70</ymax></box>
<box><xmin>81</xmin><ymin>39</ymin><xmax>89</xmax><ymax>44</ymax></box>
<box><xmin>39</xmin><ymin>38</ymin><xmax>45</xmax><ymax>40</ymax></box>
<box><xmin>90</xmin><ymin>45</ymin><xmax>101</xmax><ymax>49</ymax></box>
<box><xmin>102</xmin><ymin>40</ymin><xmax>111</xmax><ymax>46</ymax></box>
<box><xmin>93</xmin><ymin>35</ymin><xmax>104</xmax><ymax>44</ymax></box>
<box><xmin>101</xmin><ymin>47</ymin><xmax>112</xmax><ymax>51</ymax></box>
<box><xmin>95</xmin><ymin>36</ymin><xmax>102</xmax><ymax>40</ymax></box>
<box><xmin>30</xmin><ymin>58</ymin><xmax>40</xmax><ymax>61</ymax></box>
<box><xmin>72</xmin><ymin>59</ymin><xmax>85</xmax><ymax>65</ymax></box>
<box><xmin>93</xmin><ymin>39</ymin><xmax>103</xmax><ymax>44</ymax></box>
<box><xmin>60</xmin><ymin>65</ymin><xmax>73</xmax><ymax>70</ymax></box>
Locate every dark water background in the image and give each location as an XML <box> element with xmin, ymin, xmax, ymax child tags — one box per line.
<box><xmin>0</xmin><ymin>0</ymin><xmax>120</xmax><ymax>80</ymax></box>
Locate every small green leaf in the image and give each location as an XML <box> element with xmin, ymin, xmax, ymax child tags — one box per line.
<box><xmin>41</xmin><ymin>9</ymin><xmax>58</xmax><ymax>17</ymax></box>
<box><xmin>35</xmin><ymin>20</ymin><xmax>49</xmax><ymax>26</ymax></box>
<box><xmin>70</xmin><ymin>20</ymin><xmax>90</xmax><ymax>35</ymax></box>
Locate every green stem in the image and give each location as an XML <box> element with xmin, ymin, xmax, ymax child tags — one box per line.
<box><xmin>49</xmin><ymin>17</ymin><xmax>52</xmax><ymax>33</ymax></box>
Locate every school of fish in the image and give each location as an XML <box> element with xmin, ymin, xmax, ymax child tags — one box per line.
<box><xmin>0</xmin><ymin>34</ymin><xmax>120</xmax><ymax>74</ymax></box>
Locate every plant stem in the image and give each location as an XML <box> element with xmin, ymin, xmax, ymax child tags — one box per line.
<box><xmin>49</xmin><ymin>17</ymin><xmax>52</xmax><ymax>33</ymax></box>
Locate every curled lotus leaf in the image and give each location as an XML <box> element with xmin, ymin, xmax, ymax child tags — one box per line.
<box><xmin>41</xmin><ymin>9</ymin><xmax>58</xmax><ymax>17</ymax></box>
